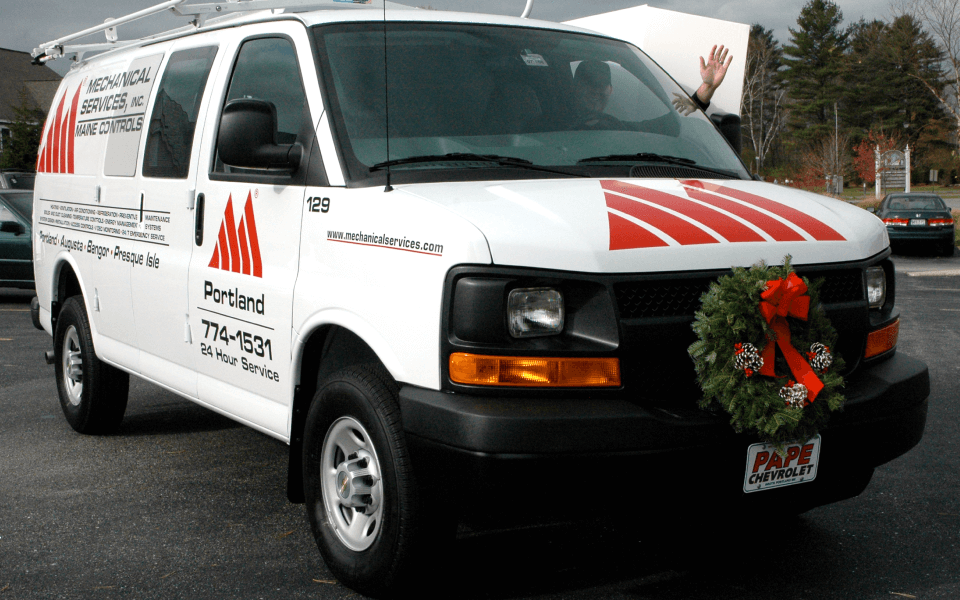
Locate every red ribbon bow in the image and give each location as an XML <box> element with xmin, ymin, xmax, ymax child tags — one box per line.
<box><xmin>757</xmin><ymin>273</ymin><xmax>824</xmax><ymax>403</ymax></box>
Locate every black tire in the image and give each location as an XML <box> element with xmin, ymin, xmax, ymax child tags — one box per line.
<box><xmin>942</xmin><ymin>241</ymin><xmax>956</xmax><ymax>257</ymax></box>
<box><xmin>302</xmin><ymin>365</ymin><xmax>424</xmax><ymax>597</ymax></box>
<box><xmin>54</xmin><ymin>296</ymin><xmax>129</xmax><ymax>434</ymax></box>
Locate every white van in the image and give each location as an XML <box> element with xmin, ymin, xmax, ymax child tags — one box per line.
<box><xmin>31</xmin><ymin>1</ymin><xmax>928</xmax><ymax>596</ymax></box>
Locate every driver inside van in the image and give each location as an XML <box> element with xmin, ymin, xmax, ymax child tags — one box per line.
<box><xmin>569</xmin><ymin>44</ymin><xmax>733</xmax><ymax>128</ymax></box>
<box><xmin>571</xmin><ymin>59</ymin><xmax>617</xmax><ymax>128</ymax></box>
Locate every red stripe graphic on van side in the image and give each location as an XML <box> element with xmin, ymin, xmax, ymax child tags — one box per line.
<box><xmin>237</xmin><ymin>220</ymin><xmax>251</xmax><ymax>275</ymax></box>
<box><xmin>608</xmin><ymin>212</ymin><xmax>668</xmax><ymax>249</ymax></box>
<box><xmin>40</xmin><ymin>118</ymin><xmax>49</xmax><ymax>172</ymax></box>
<box><xmin>53</xmin><ymin>92</ymin><xmax>66</xmax><ymax>173</ymax></box>
<box><xmin>242</xmin><ymin>192</ymin><xmax>262</xmax><ymax>278</ymax></box>
<box><xmin>682</xmin><ymin>180</ymin><xmax>846</xmax><ymax>241</ymax></box>
<box><xmin>207</xmin><ymin>192</ymin><xmax>263</xmax><ymax>278</ymax></box>
<box><xmin>681</xmin><ymin>185</ymin><xmax>805</xmax><ymax>242</ymax></box>
<box><xmin>58</xmin><ymin>96</ymin><xmax>69</xmax><ymax>173</ymax></box>
<box><xmin>209</xmin><ymin>221</ymin><xmax>227</xmax><ymax>269</ymax></box>
<box><xmin>40</xmin><ymin>99</ymin><xmax>52</xmax><ymax>172</ymax></box>
<box><xmin>602</xmin><ymin>180</ymin><xmax>764</xmax><ymax>243</ymax></box>
<box><xmin>605</xmin><ymin>193</ymin><xmax>718</xmax><ymax>246</ymax></box>
<box><xmin>44</xmin><ymin>95</ymin><xmax>58</xmax><ymax>172</ymax></box>
<box><xmin>222</xmin><ymin>196</ymin><xmax>241</xmax><ymax>273</ymax></box>
<box><xmin>67</xmin><ymin>85</ymin><xmax>81</xmax><ymax>173</ymax></box>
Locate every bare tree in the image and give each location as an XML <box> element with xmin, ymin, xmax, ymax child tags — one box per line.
<box><xmin>893</xmin><ymin>0</ymin><xmax>959</xmax><ymax>143</ymax></box>
<box><xmin>740</xmin><ymin>25</ymin><xmax>787</xmax><ymax>171</ymax></box>
<box><xmin>798</xmin><ymin>129</ymin><xmax>854</xmax><ymax>190</ymax></box>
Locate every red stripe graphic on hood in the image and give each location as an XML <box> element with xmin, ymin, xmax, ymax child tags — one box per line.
<box><xmin>605</xmin><ymin>192</ymin><xmax>719</xmax><ymax>246</ymax></box>
<box><xmin>681</xmin><ymin>180</ymin><xmax>846</xmax><ymax>241</ymax></box>
<box><xmin>608</xmin><ymin>212</ymin><xmax>668</xmax><ymax>250</ymax></box>
<box><xmin>681</xmin><ymin>185</ymin><xmax>804</xmax><ymax>242</ymax></box>
<box><xmin>602</xmin><ymin>180</ymin><xmax>765</xmax><ymax>243</ymax></box>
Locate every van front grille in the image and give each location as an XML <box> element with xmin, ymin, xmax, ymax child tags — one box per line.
<box><xmin>614</xmin><ymin>268</ymin><xmax>865</xmax><ymax>321</ymax></box>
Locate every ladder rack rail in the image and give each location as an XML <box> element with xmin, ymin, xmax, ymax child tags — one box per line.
<box><xmin>31</xmin><ymin>0</ymin><xmax>382</xmax><ymax>64</ymax></box>
<box><xmin>32</xmin><ymin>0</ymin><xmax>535</xmax><ymax>65</ymax></box>
<box><xmin>34</xmin><ymin>0</ymin><xmax>187</xmax><ymax>59</ymax></box>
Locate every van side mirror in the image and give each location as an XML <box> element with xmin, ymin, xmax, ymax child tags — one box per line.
<box><xmin>0</xmin><ymin>221</ymin><xmax>25</xmax><ymax>235</ymax></box>
<box><xmin>710</xmin><ymin>112</ymin><xmax>742</xmax><ymax>156</ymax></box>
<box><xmin>217</xmin><ymin>99</ymin><xmax>302</xmax><ymax>170</ymax></box>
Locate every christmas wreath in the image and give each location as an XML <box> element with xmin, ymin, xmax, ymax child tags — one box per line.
<box><xmin>688</xmin><ymin>257</ymin><xmax>846</xmax><ymax>449</ymax></box>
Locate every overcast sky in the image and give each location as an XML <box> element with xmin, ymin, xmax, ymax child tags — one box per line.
<box><xmin>1</xmin><ymin>0</ymin><xmax>891</xmax><ymax>76</ymax></box>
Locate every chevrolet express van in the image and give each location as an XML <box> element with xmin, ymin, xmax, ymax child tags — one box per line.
<box><xmin>31</xmin><ymin>1</ymin><xmax>928</xmax><ymax>595</ymax></box>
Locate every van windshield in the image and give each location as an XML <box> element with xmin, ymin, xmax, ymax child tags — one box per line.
<box><xmin>313</xmin><ymin>22</ymin><xmax>750</xmax><ymax>186</ymax></box>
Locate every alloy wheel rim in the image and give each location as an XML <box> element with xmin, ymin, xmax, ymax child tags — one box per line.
<box><xmin>62</xmin><ymin>326</ymin><xmax>83</xmax><ymax>406</ymax></box>
<box><xmin>319</xmin><ymin>416</ymin><xmax>384</xmax><ymax>551</ymax></box>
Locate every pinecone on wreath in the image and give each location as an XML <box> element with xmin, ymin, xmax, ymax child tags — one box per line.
<box><xmin>807</xmin><ymin>342</ymin><xmax>833</xmax><ymax>372</ymax></box>
<box><xmin>733</xmin><ymin>342</ymin><xmax>763</xmax><ymax>377</ymax></box>
<box><xmin>779</xmin><ymin>380</ymin><xmax>809</xmax><ymax>408</ymax></box>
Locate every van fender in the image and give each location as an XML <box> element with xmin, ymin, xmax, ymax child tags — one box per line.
<box><xmin>49</xmin><ymin>251</ymin><xmax>95</xmax><ymax>339</ymax></box>
<box><xmin>291</xmin><ymin>307</ymin><xmax>408</xmax><ymax>396</ymax></box>
<box><xmin>286</xmin><ymin>309</ymin><xmax>413</xmax><ymax>503</ymax></box>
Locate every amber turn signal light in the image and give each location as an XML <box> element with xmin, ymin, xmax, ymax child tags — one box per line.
<box><xmin>449</xmin><ymin>353</ymin><xmax>621</xmax><ymax>387</ymax></box>
<box><xmin>865</xmin><ymin>319</ymin><xmax>899</xmax><ymax>358</ymax></box>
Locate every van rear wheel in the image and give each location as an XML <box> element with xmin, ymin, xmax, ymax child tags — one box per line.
<box><xmin>54</xmin><ymin>296</ymin><xmax>129</xmax><ymax>434</ymax></box>
<box><xmin>303</xmin><ymin>365</ymin><xmax>420</xmax><ymax>597</ymax></box>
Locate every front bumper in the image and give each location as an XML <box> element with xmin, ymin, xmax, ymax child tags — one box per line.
<box><xmin>399</xmin><ymin>353</ymin><xmax>928</xmax><ymax>516</ymax></box>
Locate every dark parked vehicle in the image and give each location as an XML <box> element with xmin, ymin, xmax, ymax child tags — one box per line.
<box><xmin>0</xmin><ymin>190</ymin><xmax>34</xmax><ymax>289</ymax></box>
<box><xmin>0</xmin><ymin>171</ymin><xmax>36</xmax><ymax>190</ymax></box>
<box><xmin>877</xmin><ymin>193</ymin><xmax>956</xmax><ymax>255</ymax></box>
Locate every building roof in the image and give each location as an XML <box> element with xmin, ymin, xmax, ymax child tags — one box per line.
<box><xmin>0</xmin><ymin>48</ymin><xmax>62</xmax><ymax>124</ymax></box>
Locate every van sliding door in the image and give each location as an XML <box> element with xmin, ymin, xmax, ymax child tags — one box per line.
<box><xmin>132</xmin><ymin>43</ymin><xmax>220</xmax><ymax>397</ymax></box>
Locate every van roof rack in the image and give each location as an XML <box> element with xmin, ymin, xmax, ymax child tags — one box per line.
<box><xmin>30</xmin><ymin>0</ymin><xmax>410</xmax><ymax>66</ymax></box>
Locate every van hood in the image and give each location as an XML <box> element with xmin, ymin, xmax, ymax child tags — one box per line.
<box><xmin>399</xmin><ymin>178</ymin><xmax>887</xmax><ymax>273</ymax></box>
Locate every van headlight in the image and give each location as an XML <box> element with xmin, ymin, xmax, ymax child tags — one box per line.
<box><xmin>866</xmin><ymin>266</ymin><xmax>886</xmax><ymax>308</ymax></box>
<box><xmin>507</xmin><ymin>288</ymin><xmax>564</xmax><ymax>337</ymax></box>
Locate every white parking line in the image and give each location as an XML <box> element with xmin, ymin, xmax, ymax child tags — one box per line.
<box><xmin>905</xmin><ymin>269</ymin><xmax>960</xmax><ymax>277</ymax></box>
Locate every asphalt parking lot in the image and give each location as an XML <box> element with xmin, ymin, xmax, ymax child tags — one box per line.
<box><xmin>1</xmin><ymin>248</ymin><xmax>959</xmax><ymax>599</ymax></box>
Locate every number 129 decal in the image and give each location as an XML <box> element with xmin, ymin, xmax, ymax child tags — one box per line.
<box><xmin>307</xmin><ymin>197</ymin><xmax>330</xmax><ymax>213</ymax></box>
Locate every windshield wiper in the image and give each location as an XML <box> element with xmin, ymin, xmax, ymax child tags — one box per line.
<box><xmin>577</xmin><ymin>152</ymin><xmax>740</xmax><ymax>179</ymax></box>
<box><xmin>369</xmin><ymin>153</ymin><xmax>584</xmax><ymax>177</ymax></box>
<box><xmin>577</xmin><ymin>152</ymin><xmax>695</xmax><ymax>165</ymax></box>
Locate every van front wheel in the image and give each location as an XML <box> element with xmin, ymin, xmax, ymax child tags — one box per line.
<box><xmin>54</xmin><ymin>296</ymin><xmax>129</xmax><ymax>434</ymax></box>
<box><xmin>303</xmin><ymin>365</ymin><xmax>416</xmax><ymax>597</ymax></box>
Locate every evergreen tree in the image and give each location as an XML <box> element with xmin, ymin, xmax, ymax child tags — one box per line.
<box><xmin>882</xmin><ymin>15</ymin><xmax>947</xmax><ymax>145</ymax></box>
<box><xmin>0</xmin><ymin>88</ymin><xmax>45</xmax><ymax>172</ymax></box>
<box><xmin>781</xmin><ymin>0</ymin><xmax>849</xmax><ymax>141</ymax></box>
<box><xmin>843</xmin><ymin>16</ymin><xmax>944</xmax><ymax>144</ymax></box>
<box><xmin>842</xmin><ymin>19</ymin><xmax>890</xmax><ymax>142</ymax></box>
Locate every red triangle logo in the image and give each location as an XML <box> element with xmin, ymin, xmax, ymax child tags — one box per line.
<box><xmin>208</xmin><ymin>192</ymin><xmax>263</xmax><ymax>277</ymax></box>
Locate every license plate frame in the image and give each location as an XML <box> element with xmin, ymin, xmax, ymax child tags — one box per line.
<box><xmin>743</xmin><ymin>435</ymin><xmax>821</xmax><ymax>493</ymax></box>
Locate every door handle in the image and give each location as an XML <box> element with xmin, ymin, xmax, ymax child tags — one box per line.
<box><xmin>194</xmin><ymin>193</ymin><xmax>205</xmax><ymax>246</ymax></box>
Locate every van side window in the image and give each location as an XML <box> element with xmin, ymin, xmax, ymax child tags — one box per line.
<box><xmin>214</xmin><ymin>37</ymin><xmax>306</xmax><ymax>174</ymax></box>
<box><xmin>142</xmin><ymin>46</ymin><xmax>218</xmax><ymax>179</ymax></box>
